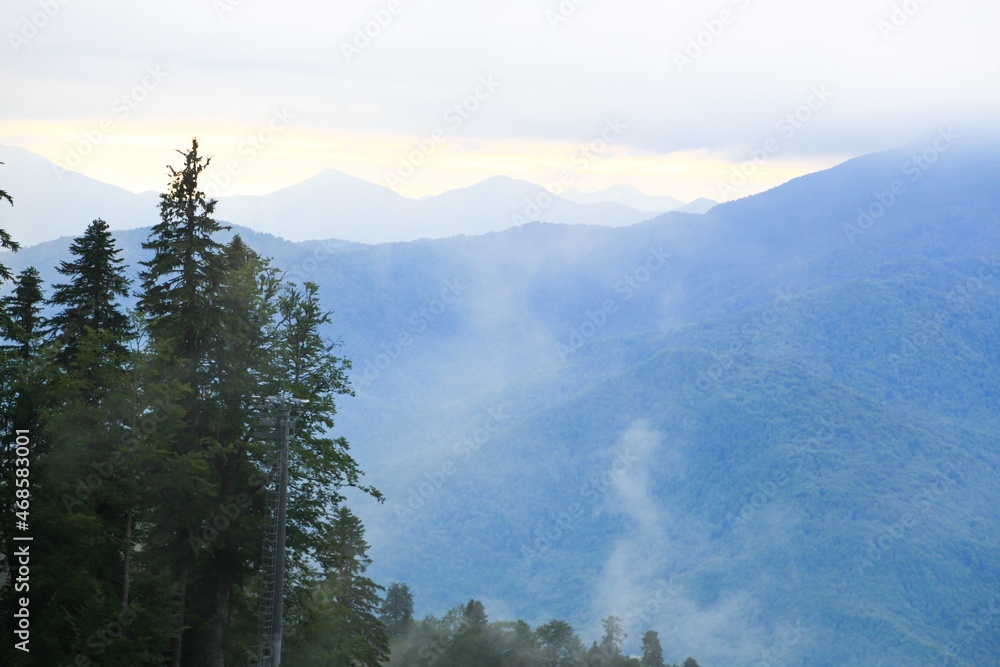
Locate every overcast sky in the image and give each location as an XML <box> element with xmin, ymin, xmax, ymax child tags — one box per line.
<box><xmin>2</xmin><ymin>0</ymin><xmax>997</xmax><ymax>202</ymax></box>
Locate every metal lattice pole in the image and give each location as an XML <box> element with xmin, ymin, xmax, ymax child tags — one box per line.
<box><xmin>253</xmin><ymin>394</ymin><xmax>308</xmax><ymax>667</ymax></box>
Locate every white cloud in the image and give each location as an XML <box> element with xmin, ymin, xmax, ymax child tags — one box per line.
<box><xmin>3</xmin><ymin>0</ymin><xmax>997</xmax><ymax>200</ymax></box>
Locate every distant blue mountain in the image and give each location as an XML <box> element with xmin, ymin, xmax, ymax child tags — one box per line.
<box><xmin>3</xmin><ymin>130</ymin><xmax>998</xmax><ymax>666</ymax></box>
<box><xmin>0</xmin><ymin>147</ymin><xmax>669</xmax><ymax>245</ymax></box>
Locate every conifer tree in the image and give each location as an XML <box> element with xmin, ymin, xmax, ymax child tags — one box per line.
<box><xmin>284</xmin><ymin>507</ymin><xmax>389</xmax><ymax>667</ymax></box>
<box><xmin>380</xmin><ymin>582</ymin><xmax>415</xmax><ymax>638</ymax></box>
<box><xmin>49</xmin><ymin>218</ymin><xmax>131</xmax><ymax>368</ymax></box>
<box><xmin>640</xmin><ymin>630</ymin><xmax>665</xmax><ymax>667</ymax></box>
<box><xmin>270</xmin><ymin>281</ymin><xmax>381</xmax><ymax>564</ymax></box>
<box><xmin>600</xmin><ymin>615</ymin><xmax>626</xmax><ymax>658</ymax></box>
<box><xmin>3</xmin><ymin>267</ymin><xmax>45</xmax><ymax>360</ymax></box>
<box><xmin>137</xmin><ymin>138</ymin><xmax>234</xmax><ymax>666</ymax></box>
<box><xmin>139</xmin><ymin>138</ymin><xmax>230</xmax><ymax>363</ymax></box>
<box><xmin>0</xmin><ymin>161</ymin><xmax>17</xmax><ymax>285</ymax></box>
<box><xmin>0</xmin><ymin>267</ymin><xmax>47</xmax><ymax>666</ymax></box>
<box><xmin>185</xmin><ymin>235</ymin><xmax>282</xmax><ymax>665</ymax></box>
<box><xmin>27</xmin><ymin>222</ymin><xmax>173</xmax><ymax>666</ymax></box>
<box><xmin>536</xmin><ymin>619</ymin><xmax>583</xmax><ymax>667</ymax></box>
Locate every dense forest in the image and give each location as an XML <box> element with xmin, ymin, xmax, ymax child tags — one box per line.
<box><xmin>379</xmin><ymin>583</ymin><xmax>702</xmax><ymax>667</ymax></box>
<box><xmin>0</xmin><ymin>145</ymin><xmax>705</xmax><ymax>666</ymax></box>
<box><xmin>0</xmin><ymin>142</ymin><xmax>385</xmax><ymax>666</ymax></box>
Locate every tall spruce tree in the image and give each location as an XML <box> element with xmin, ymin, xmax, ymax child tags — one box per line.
<box><xmin>137</xmin><ymin>138</ymin><xmax>235</xmax><ymax>666</ymax></box>
<box><xmin>112</xmin><ymin>139</ymin><xmax>383</xmax><ymax>666</ymax></box>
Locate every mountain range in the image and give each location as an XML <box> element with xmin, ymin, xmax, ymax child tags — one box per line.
<box><xmin>2</xmin><ymin>129</ymin><xmax>998</xmax><ymax>666</ymax></box>
<box><xmin>0</xmin><ymin>145</ymin><xmax>715</xmax><ymax>246</ymax></box>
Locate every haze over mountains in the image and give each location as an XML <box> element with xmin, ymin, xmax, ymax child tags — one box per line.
<box><xmin>0</xmin><ymin>145</ymin><xmax>715</xmax><ymax>246</ymax></box>
<box><xmin>3</xmin><ymin>130</ymin><xmax>998</xmax><ymax>666</ymax></box>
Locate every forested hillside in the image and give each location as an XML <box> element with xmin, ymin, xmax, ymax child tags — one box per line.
<box><xmin>2</xmin><ymin>133</ymin><xmax>998</xmax><ymax>666</ymax></box>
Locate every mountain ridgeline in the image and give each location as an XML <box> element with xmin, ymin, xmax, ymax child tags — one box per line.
<box><xmin>2</xmin><ymin>130</ymin><xmax>998</xmax><ymax>666</ymax></box>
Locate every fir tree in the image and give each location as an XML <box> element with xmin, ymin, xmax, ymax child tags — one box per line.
<box><xmin>0</xmin><ymin>268</ymin><xmax>47</xmax><ymax>666</ymax></box>
<box><xmin>284</xmin><ymin>508</ymin><xmax>389</xmax><ymax>667</ymax></box>
<box><xmin>0</xmin><ymin>160</ymin><xmax>17</xmax><ymax>285</ymax></box>
<box><xmin>381</xmin><ymin>582</ymin><xmax>415</xmax><ymax>638</ymax></box>
<box><xmin>640</xmin><ymin>630</ymin><xmax>665</xmax><ymax>667</ymax></box>
<box><xmin>137</xmin><ymin>138</ymin><xmax>234</xmax><ymax>666</ymax></box>
<box><xmin>49</xmin><ymin>218</ymin><xmax>132</xmax><ymax>368</ymax></box>
<box><xmin>2</xmin><ymin>267</ymin><xmax>45</xmax><ymax>359</ymax></box>
<box><xmin>600</xmin><ymin>615</ymin><xmax>626</xmax><ymax>659</ymax></box>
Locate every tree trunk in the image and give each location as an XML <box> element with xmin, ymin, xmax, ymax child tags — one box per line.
<box><xmin>171</xmin><ymin>551</ymin><xmax>190</xmax><ymax>667</ymax></box>
<box><xmin>122</xmin><ymin>505</ymin><xmax>132</xmax><ymax>609</ymax></box>
<box><xmin>207</xmin><ymin>565</ymin><xmax>233</xmax><ymax>667</ymax></box>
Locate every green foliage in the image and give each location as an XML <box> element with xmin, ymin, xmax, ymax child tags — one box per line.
<box><xmin>283</xmin><ymin>508</ymin><xmax>388</xmax><ymax>667</ymax></box>
<box><xmin>383</xmin><ymin>592</ymin><xmax>701</xmax><ymax>667</ymax></box>
<box><xmin>600</xmin><ymin>615</ymin><xmax>625</xmax><ymax>658</ymax></box>
<box><xmin>0</xmin><ymin>141</ymin><xmax>384</xmax><ymax>666</ymax></box>
<box><xmin>536</xmin><ymin>619</ymin><xmax>583</xmax><ymax>667</ymax></box>
<box><xmin>0</xmin><ymin>160</ymin><xmax>18</xmax><ymax>285</ymax></box>
<box><xmin>640</xmin><ymin>631</ymin><xmax>664</xmax><ymax>667</ymax></box>
<box><xmin>381</xmin><ymin>582</ymin><xmax>415</xmax><ymax>638</ymax></box>
<box><xmin>49</xmin><ymin>218</ymin><xmax>132</xmax><ymax>367</ymax></box>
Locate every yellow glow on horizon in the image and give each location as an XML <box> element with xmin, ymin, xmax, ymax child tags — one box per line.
<box><xmin>2</xmin><ymin>118</ymin><xmax>846</xmax><ymax>203</ymax></box>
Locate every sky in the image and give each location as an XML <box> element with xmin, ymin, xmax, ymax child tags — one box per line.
<box><xmin>2</xmin><ymin>0</ymin><xmax>998</xmax><ymax>203</ymax></box>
